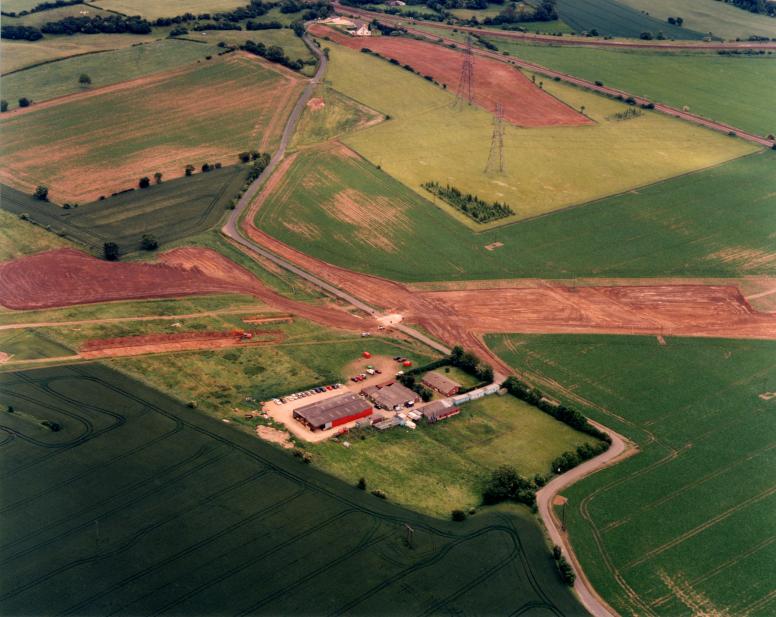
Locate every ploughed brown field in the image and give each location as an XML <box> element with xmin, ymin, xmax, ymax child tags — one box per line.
<box><xmin>309</xmin><ymin>24</ymin><xmax>591</xmax><ymax>128</ymax></box>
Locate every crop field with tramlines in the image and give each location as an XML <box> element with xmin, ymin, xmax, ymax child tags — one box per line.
<box><xmin>487</xmin><ymin>334</ymin><xmax>776</xmax><ymax>617</ymax></box>
<box><xmin>0</xmin><ymin>364</ymin><xmax>583</xmax><ymax>616</ymax></box>
<box><xmin>0</xmin><ymin>53</ymin><xmax>301</xmax><ymax>203</ymax></box>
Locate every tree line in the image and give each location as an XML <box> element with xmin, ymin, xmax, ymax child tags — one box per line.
<box><xmin>1</xmin><ymin>0</ymin><xmax>83</xmax><ymax>18</ymax></box>
<box><xmin>422</xmin><ymin>181</ymin><xmax>515</xmax><ymax>224</ymax></box>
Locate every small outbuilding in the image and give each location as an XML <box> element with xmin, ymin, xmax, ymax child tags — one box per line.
<box><xmin>293</xmin><ymin>393</ymin><xmax>372</xmax><ymax>431</ymax></box>
<box><xmin>422</xmin><ymin>371</ymin><xmax>462</xmax><ymax>397</ymax></box>
<box><xmin>421</xmin><ymin>400</ymin><xmax>460</xmax><ymax>423</ymax></box>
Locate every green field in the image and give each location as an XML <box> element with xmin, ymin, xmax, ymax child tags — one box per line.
<box><xmin>488</xmin><ymin>334</ymin><xmax>776</xmax><ymax>616</ymax></box>
<box><xmin>313</xmin><ymin>394</ymin><xmax>601</xmax><ymax>516</ymax></box>
<box><xmin>0</xmin><ymin>363</ymin><xmax>585</xmax><ymax>615</ymax></box>
<box><xmin>291</xmin><ymin>86</ymin><xmax>382</xmax><ymax>147</ymax></box>
<box><xmin>319</xmin><ymin>43</ymin><xmax>755</xmax><ymax>226</ymax></box>
<box><xmin>0</xmin><ymin>209</ymin><xmax>72</xmax><ymax>261</ymax></box>
<box><xmin>489</xmin><ymin>40</ymin><xmax>776</xmax><ymax>136</ymax></box>
<box><xmin>2</xmin><ymin>38</ymin><xmax>220</xmax><ymax>110</ymax></box>
<box><xmin>0</xmin><ymin>33</ymin><xmax>165</xmax><ymax>74</ymax></box>
<box><xmin>0</xmin><ymin>53</ymin><xmax>299</xmax><ymax>203</ymax></box>
<box><xmin>0</xmin><ymin>164</ymin><xmax>247</xmax><ymax>255</ymax></box>
<box><xmin>553</xmin><ymin>0</ymin><xmax>705</xmax><ymax>38</ymax></box>
<box><xmin>2</xmin><ymin>3</ymin><xmax>113</xmax><ymax>26</ymax></box>
<box><xmin>615</xmin><ymin>0</ymin><xmax>776</xmax><ymax>40</ymax></box>
<box><xmin>0</xmin><ymin>328</ymin><xmax>74</xmax><ymax>361</ymax></box>
<box><xmin>112</xmin><ymin>322</ymin><xmax>435</xmax><ymax>423</ymax></box>
<box><xmin>90</xmin><ymin>0</ymin><xmax>249</xmax><ymax>19</ymax></box>
<box><xmin>257</xmin><ymin>142</ymin><xmax>776</xmax><ymax>281</ymax></box>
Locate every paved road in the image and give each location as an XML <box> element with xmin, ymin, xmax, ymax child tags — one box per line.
<box><xmin>221</xmin><ymin>31</ymin><xmax>452</xmax><ymax>357</ymax></box>
<box><xmin>336</xmin><ymin>4</ymin><xmax>776</xmax><ymax>51</ymax></box>
<box><xmin>536</xmin><ymin>419</ymin><xmax>636</xmax><ymax>617</ymax></box>
<box><xmin>337</xmin><ymin>7</ymin><xmax>775</xmax><ymax>149</ymax></box>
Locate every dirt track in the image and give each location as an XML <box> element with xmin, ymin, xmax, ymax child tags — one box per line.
<box><xmin>309</xmin><ymin>24</ymin><xmax>590</xmax><ymax>128</ymax></box>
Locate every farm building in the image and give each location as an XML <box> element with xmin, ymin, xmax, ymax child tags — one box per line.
<box><xmin>293</xmin><ymin>393</ymin><xmax>372</xmax><ymax>431</ymax></box>
<box><xmin>362</xmin><ymin>381</ymin><xmax>419</xmax><ymax>410</ymax></box>
<box><xmin>348</xmin><ymin>20</ymin><xmax>372</xmax><ymax>36</ymax></box>
<box><xmin>422</xmin><ymin>371</ymin><xmax>462</xmax><ymax>397</ymax></box>
<box><xmin>421</xmin><ymin>400</ymin><xmax>461</xmax><ymax>423</ymax></box>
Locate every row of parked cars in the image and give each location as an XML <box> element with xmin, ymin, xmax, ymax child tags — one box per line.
<box><xmin>272</xmin><ymin>383</ymin><xmax>342</xmax><ymax>405</ymax></box>
<box><xmin>350</xmin><ymin>366</ymin><xmax>382</xmax><ymax>383</ymax></box>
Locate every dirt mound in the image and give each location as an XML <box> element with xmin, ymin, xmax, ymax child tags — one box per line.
<box><xmin>307</xmin><ymin>97</ymin><xmax>325</xmax><ymax>111</ymax></box>
<box><xmin>0</xmin><ymin>248</ymin><xmax>265</xmax><ymax>310</ymax></box>
<box><xmin>308</xmin><ymin>24</ymin><xmax>591</xmax><ymax>128</ymax></box>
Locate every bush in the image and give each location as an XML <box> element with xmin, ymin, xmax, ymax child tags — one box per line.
<box><xmin>293</xmin><ymin>449</ymin><xmax>313</xmax><ymax>464</ymax></box>
<box><xmin>371</xmin><ymin>489</ymin><xmax>387</xmax><ymax>499</ymax></box>
<box><xmin>187</xmin><ymin>401</ymin><xmax>198</xmax><ymax>408</ymax></box>
<box><xmin>201</xmin><ymin>163</ymin><xmax>211</xmax><ymax>172</ymax></box>
<box><xmin>451</xmin><ymin>509</ymin><xmax>467</xmax><ymax>521</ymax></box>
<box><xmin>140</xmin><ymin>233</ymin><xmax>159</xmax><ymax>251</ymax></box>
<box><xmin>33</xmin><ymin>185</ymin><xmax>49</xmax><ymax>201</ymax></box>
<box><xmin>482</xmin><ymin>465</ymin><xmax>535</xmax><ymax>507</ymax></box>
<box><xmin>357</xmin><ymin>477</ymin><xmax>367</xmax><ymax>490</ymax></box>
<box><xmin>552</xmin><ymin>545</ymin><xmax>562</xmax><ymax>560</ymax></box>
<box><xmin>19</xmin><ymin>97</ymin><xmax>31</xmax><ymax>108</ymax></box>
<box><xmin>184</xmin><ymin>164</ymin><xmax>195</xmax><ymax>176</ymax></box>
<box><xmin>103</xmin><ymin>242</ymin><xmax>120</xmax><ymax>261</ymax></box>
<box><xmin>154</xmin><ymin>171</ymin><xmax>163</xmax><ymax>184</ymax></box>
<box><xmin>138</xmin><ymin>176</ymin><xmax>150</xmax><ymax>189</ymax></box>
<box><xmin>0</xmin><ymin>100</ymin><xmax>7</xmax><ymax>113</ymax></box>
<box><xmin>594</xmin><ymin>80</ymin><xmax>604</xmax><ymax>87</ymax></box>
<box><xmin>238</xmin><ymin>151</ymin><xmax>251</xmax><ymax>163</ymax></box>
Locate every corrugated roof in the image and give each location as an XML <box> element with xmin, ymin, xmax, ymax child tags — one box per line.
<box><xmin>422</xmin><ymin>371</ymin><xmax>461</xmax><ymax>393</ymax></box>
<box><xmin>421</xmin><ymin>400</ymin><xmax>459</xmax><ymax>421</ymax></box>
<box><xmin>294</xmin><ymin>393</ymin><xmax>371</xmax><ymax>427</ymax></box>
<box><xmin>365</xmin><ymin>381</ymin><xmax>419</xmax><ymax>408</ymax></box>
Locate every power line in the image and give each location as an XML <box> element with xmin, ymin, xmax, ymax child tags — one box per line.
<box><xmin>484</xmin><ymin>102</ymin><xmax>505</xmax><ymax>175</ymax></box>
<box><xmin>453</xmin><ymin>33</ymin><xmax>475</xmax><ymax>110</ymax></box>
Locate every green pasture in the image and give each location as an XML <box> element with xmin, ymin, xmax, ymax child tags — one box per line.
<box><xmin>553</xmin><ymin>0</ymin><xmax>704</xmax><ymax>38</ymax></box>
<box><xmin>0</xmin><ymin>54</ymin><xmax>296</xmax><ymax>203</ymax></box>
<box><xmin>2</xmin><ymin>3</ymin><xmax>113</xmax><ymax>26</ymax></box>
<box><xmin>90</xmin><ymin>0</ymin><xmax>248</xmax><ymax>19</ymax></box>
<box><xmin>0</xmin><ymin>364</ymin><xmax>583</xmax><ymax>615</ymax></box>
<box><xmin>2</xmin><ymin>38</ymin><xmax>220</xmax><ymax>110</ymax></box>
<box><xmin>614</xmin><ymin>0</ymin><xmax>776</xmax><ymax>40</ymax></box>
<box><xmin>112</xmin><ymin>321</ymin><xmax>435</xmax><ymax>422</ymax></box>
<box><xmin>489</xmin><ymin>39</ymin><xmax>776</xmax><ymax>136</ymax></box>
<box><xmin>183</xmin><ymin>26</ymin><xmax>316</xmax><ymax>69</ymax></box>
<box><xmin>291</xmin><ymin>86</ymin><xmax>382</xmax><ymax>147</ymax></box>
<box><xmin>313</xmin><ymin>393</ymin><xmax>600</xmax><ymax>516</ymax></box>
<box><xmin>0</xmin><ymin>328</ymin><xmax>74</xmax><ymax>361</ymax></box>
<box><xmin>0</xmin><ymin>164</ymin><xmax>247</xmax><ymax>256</ymax></box>
<box><xmin>318</xmin><ymin>44</ymin><xmax>755</xmax><ymax>226</ymax></box>
<box><xmin>0</xmin><ymin>294</ymin><xmax>263</xmax><ymax>326</ymax></box>
<box><xmin>0</xmin><ymin>208</ymin><xmax>72</xmax><ymax>261</ymax></box>
<box><xmin>488</xmin><ymin>334</ymin><xmax>776</xmax><ymax>616</ymax></box>
<box><xmin>256</xmin><ymin>141</ymin><xmax>775</xmax><ymax>281</ymax></box>
<box><xmin>432</xmin><ymin>365</ymin><xmax>482</xmax><ymax>388</ymax></box>
<box><xmin>0</xmin><ymin>33</ymin><xmax>164</xmax><ymax>74</ymax></box>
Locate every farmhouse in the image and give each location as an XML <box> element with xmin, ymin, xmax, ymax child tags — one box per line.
<box><xmin>422</xmin><ymin>371</ymin><xmax>462</xmax><ymax>397</ymax></box>
<box><xmin>421</xmin><ymin>400</ymin><xmax>460</xmax><ymax>423</ymax></box>
<box><xmin>293</xmin><ymin>393</ymin><xmax>372</xmax><ymax>431</ymax></box>
<box><xmin>362</xmin><ymin>381</ymin><xmax>419</xmax><ymax>410</ymax></box>
<box><xmin>348</xmin><ymin>20</ymin><xmax>372</xmax><ymax>36</ymax></box>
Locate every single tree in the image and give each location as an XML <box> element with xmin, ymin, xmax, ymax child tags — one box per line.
<box><xmin>201</xmin><ymin>163</ymin><xmax>211</xmax><ymax>173</ymax></box>
<box><xmin>78</xmin><ymin>73</ymin><xmax>92</xmax><ymax>86</ymax></box>
<box><xmin>357</xmin><ymin>477</ymin><xmax>367</xmax><ymax>490</ymax></box>
<box><xmin>33</xmin><ymin>185</ymin><xmax>49</xmax><ymax>201</ymax></box>
<box><xmin>18</xmin><ymin>97</ymin><xmax>30</xmax><ymax>108</ymax></box>
<box><xmin>140</xmin><ymin>234</ymin><xmax>159</xmax><ymax>251</ymax></box>
<box><xmin>0</xmin><ymin>100</ymin><xmax>8</xmax><ymax>113</ymax></box>
<box><xmin>238</xmin><ymin>151</ymin><xmax>251</xmax><ymax>163</ymax></box>
<box><xmin>138</xmin><ymin>176</ymin><xmax>150</xmax><ymax>189</ymax></box>
<box><xmin>103</xmin><ymin>242</ymin><xmax>120</xmax><ymax>261</ymax></box>
<box><xmin>184</xmin><ymin>164</ymin><xmax>195</xmax><ymax>176</ymax></box>
<box><xmin>154</xmin><ymin>171</ymin><xmax>163</xmax><ymax>184</ymax></box>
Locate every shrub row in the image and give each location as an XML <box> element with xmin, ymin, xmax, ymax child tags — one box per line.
<box><xmin>422</xmin><ymin>181</ymin><xmax>515</xmax><ymax>224</ymax></box>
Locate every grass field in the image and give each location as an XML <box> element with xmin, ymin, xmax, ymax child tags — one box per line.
<box><xmin>90</xmin><ymin>0</ymin><xmax>248</xmax><ymax>19</ymax></box>
<box><xmin>313</xmin><ymin>394</ymin><xmax>601</xmax><ymax>516</ymax></box>
<box><xmin>0</xmin><ymin>33</ymin><xmax>165</xmax><ymax>74</ymax></box>
<box><xmin>318</xmin><ymin>43</ymin><xmax>755</xmax><ymax>226</ymax></box>
<box><xmin>2</xmin><ymin>38</ymin><xmax>220</xmax><ymax>110</ymax></box>
<box><xmin>0</xmin><ymin>53</ymin><xmax>300</xmax><ymax>203</ymax></box>
<box><xmin>0</xmin><ymin>363</ymin><xmax>584</xmax><ymax>615</ymax></box>
<box><xmin>615</xmin><ymin>0</ymin><xmax>776</xmax><ymax>40</ymax></box>
<box><xmin>0</xmin><ymin>328</ymin><xmax>74</xmax><ymax>360</ymax></box>
<box><xmin>488</xmin><ymin>334</ymin><xmax>776</xmax><ymax>617</ymax></box>
<box><xmin>2</xmin><ymin>3</ymin><xmax>112</xmax><ymax>26</ymax></box>
<box><xmin>291</xmin><ymin>86</ymin><xmax>382</xmax><ymax>147</ymax></box>
<box><xmin>257</xmin><ymin>142</ymin><xmax>775</xmax><ymax>281</ymax></box>
<box><xmin>553</xmin><ymin>0</ymin><xmax>705</xmax><ymax>38</ymax></box>
<box><xmin>0</xmin><ymin>209</ymin><xmax>72</xmax><ymax>261</ymax></box>
<box><xmin>0</xmin><ymin>164</ymin><xmax>248</xmax><ymax>255</ymax></box>
<box><xmin>490</xmin><ymin>40</ymin><xmax>776</xmax><ymax>136</ymax></box>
